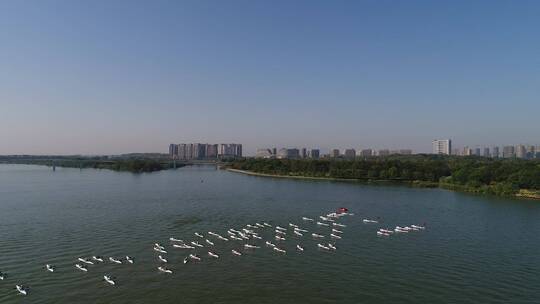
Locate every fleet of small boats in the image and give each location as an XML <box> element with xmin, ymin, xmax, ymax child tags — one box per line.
<box><xmin>1</xmin><ymin>207</ymin><xmax>429</xmax><ymax>298</ymax></box>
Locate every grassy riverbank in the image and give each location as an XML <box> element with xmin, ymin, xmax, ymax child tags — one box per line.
<box><xmin>227</xmin><ymin>156</ymin><xmax>540</xmax><ymax>199</ymax></box>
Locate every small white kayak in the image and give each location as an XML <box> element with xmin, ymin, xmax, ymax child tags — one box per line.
<box><xmin>379</xmin><ymin>229</ymin><xmax>393</xmax><ymax>234</ymax></box>
<box><xmin>46</xmin><ymin>264</ymin><xmax>55</xmax><ymax>272</ymax></box>
<box><xmin>154</xmin><ymin>247</ymin><xmax>167</xmax><ymax>254</ymax></box>
<box><xmin>377</xmin><ymin>231</ymin><xmax>390</xmax><ymax>236</ymax></box>
<box><xmin>263</xmin><ymin>222</ymin><xmax>272</xmax><ymax>227</ymax></box>
<box><xmin>311</xmin><ymin>233</ymin><xmax>324</xmax><ymax>238</ymax></box>
<box><xmin>191</xmin><ymin>241</ymin><xmax>204</xmax><ymax>248</ymax></box>
<box><xmin>189</xmin><ymin>254</ymin><xmax>201</xmax><ymax>261</ymax></box>
<box><xmin>158</xmin><ymin>266</ymin><xmax>172</xmax><ymax>274</ymax></box>
<box><xmin>208</xmin><ymin>231</ymin><xmax>219</xmax><ymax>237</ymax></box>
<box><xmin>217</xmin><ymin>236</ymin><xmax>229</xmax><ymax>241</ymax></box>
<box><xmin>289</xmin><ymin>223</ymin><xmax>299</xmax><ymax>228</ymax></box>
<box><xmin>173</xmin><ymin>244</ymin><xmax>195</xmax><ymax>249</ymax></box>
<box><xmin>327</xmin><ymin>243</ymin><xmax>337</xmax><ymax>250</ymax></box>
<box><xmin>275</xmin><ymin>226</ymin><xmax>287</xmax><ymax>231</ymax></box>
<box><xmin>232</xmin><ymin>250</ymin><xmax>242</xmax><ymax>256</ymax></box>
<box><xmin>255</xmin><ymin>223</ymin><xmax>265</xmax><ymax>228</ymax></box>
<box><xmin>333</xmin><ymin>223</ymin><xmax>346</xmax><ymax>227</ymax></box>
<box><xmin>302</xmin><ymin>217</ymin><xmax>314</xmax><ymax>221</ymax></box>
<box><xmin>126</xmin><ymin>256</ymin><xmax>134</xmax><ymax>264</ymax></box>
<box><xmin>75</xmin><ymin>264</ymin><xmax>88</xmax><ymax>272</ymax></box>
<box><xmin>183</xmin><ymin>257</ymin><xmax>188</xmax><ymax>264</ymax></box>
<box><xmin>208</xmin><ymin>251</ymin><xmax>219</xmax><ymax>258</ymax></box>
<box><xmin>205</xmin><ymin>239</ymin><xmax>215</xmax><ymax>246</ymax></box>
<box><xmin>273</xmin><ymin>247</ymin><xmax>286</xmax><ymax>254</ymax></box>
<box><xmin>296</xmin><ymin>244</ymin><xmax>304</xmax><ymax>251</ymax></box>
<box><xmin>294</xmin><ymin>228</ymin><xmax>308</xmax><ymax>233</ymax></box>
<box><xmin>92</xmin><ymin>256</ymin><xmax>104</xmax><ymax>262</ymax></box>
<box><xmin>109</xmin><ymin>257</ymin><xmax>122</xmax><ymax>264</ymax></box>
<box><xmin>169</xmin><ymin>237</ymin><xmax>183</xmax><ymax>242</ymax></box>
<box><xmin>265</xmin><ymin>241</ymin><xmax>276</xmax><ymax>247</ymax></box>
<box><xmin>275</xmin><ymin>235</ymin><xmax>286</xmax><ymax>241</ymax></box>
<box><xmin>104</xmin><ymin>275</ymin><xmax>115</xmax><ymax>285</ymax></box>
<box><xmin>363</xmin><ymin>219</ymin><xmax>379</xmax><ymax>224</ymax></box>
<box><xmin>78</xmin><ymin>258</ymin><xmax>94</xmax><ymax>265</ymax></box>
<box><xmin>332</xmin><ymin>228</ymin><xmax>343</xmax><ymax>234</ymax></box>
<box><xmin>15</xmin><ymin>285</ymin><xmax>28</xmax><ymax>295</ymax></box>
<box><xmin>330</xmin><ymin>233</ymin><xmax>342</xmax><ymax>239</ymax></box>
<box><xmin>230</xmin><ymin>235</ymin><xmax>243</xmax><ymax>241</ymax></box>
<box><xmin>195</xmin><ymin>232</ymin><xmax>204</xmax><ymax>238</ymax></box>
<box><xmin>275</xmin><ymin>229</ymin><xmax>286</xmax><ymax>235</ymax></box>
<box><xmin>317</xmin><ymin>243</ymin><xmax>330</xmax><ymax>250</ymax></box>
<box><xmin>244</xmin><ymin>244</ymin><xmax>260</xmax><ymax>249</ymax></box>
<box><xmin>294</xmin><ymin>231</ymin><xmax>303</xmax><ymax>237</ymax></box>
<box><xmin>411</xmin><ymin>225</ymin><xmax>425</xmax><ymax>230</ymax></box>
<box><xmin>316</xmin><ymin>222</ymin><xmax>329</xmax><ymax>226</ymax></box>
<box><xmin>158</xmin><ymin>255</ymin><xmax>168</xmax><ymax>263</ymax></box>
<box><xmin>252</xmin><ymin>235</ymin><xmax>262</xmax><ymax>240</ymax></box>
<box><xmin>154</xmin><ymin>243</ymin><xmax>165</xmax><ymax>250</ymax></box>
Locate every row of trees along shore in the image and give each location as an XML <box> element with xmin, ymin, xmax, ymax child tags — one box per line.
<box><xmin>0</xmin><ymin>156</ymin><xmax>181</xmax><ymax>173</ymax></box>
<box><xmin>228</xmin><ymin>155</ymin><xmax>540</xmax><ymax>198</ymax></box>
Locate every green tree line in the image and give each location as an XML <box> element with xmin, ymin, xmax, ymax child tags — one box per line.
<box><xmin>229</xmin><ymin>155</ymin><xmax>540</xmax><ymax>196</ymax></box>
<box><xmin>2</xmin><ymin>158</ymin><xmax>182</xmax><ymax>173</ymax></box>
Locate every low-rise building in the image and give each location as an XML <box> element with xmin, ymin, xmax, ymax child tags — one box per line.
<box><xmin>492</xmin><ymin>146</ymin><xmax>500</xmax><ymax>158</ymax></box>
<box><xmin>256</xmin><ymin>148</ymin><xmax>273</xmax><ymax>158</ymax></box>
<box><xmin>516</xmin><ymin>145</ymin><xmax>527</xmax><ymax>159</ymax></box>
<box><xmin>360</xmin><ymin>149</ymin><xmax>373</xmax><ymax>157</ymax></box>
<box><xmin>503</xmin><ymin>146</ymin><xmax>515</xmax><ymax>158</ymax></box>
<box><xmin>344</xmin><ymin>149</ymin><xmax>356</xmax><ymax>159</ymax></box>
<box><xmin>378</xmin><ymin>149</ymin><xmax>390</xmax><ymax>157</ymax></box>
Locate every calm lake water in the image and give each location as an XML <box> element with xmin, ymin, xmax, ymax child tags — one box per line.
<box><xmin>0</xmin><ymin>164</ymin><xmax>539</xmax><ymax>303</ymax></box>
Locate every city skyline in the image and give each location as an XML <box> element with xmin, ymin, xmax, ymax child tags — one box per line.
<box><xmin>1</xmin><ymin>1</ymin><xmax>540</xmax><ymax>155</ymax></box>
<box><xmin>255</xmin><ymin>140</ymin><xmax>540</xmax><ymax>159</ymax></box>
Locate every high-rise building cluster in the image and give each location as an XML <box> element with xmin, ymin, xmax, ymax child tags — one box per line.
<box><xmin>169</xmin><ymin>143</ymin><xmax>242</xmax><ymax>160</ymax></box>
<box><xmin>432</xmin><ymin>138</ymin><xmax>540</xmax><ymax>159</ymax></box>
<box><xmin>457</xmin><ymin>144</ymin><xmax>540</xmax><ymax>159</ymax></box>
<box><xmin>256</xmin><ymin>148</ymin><xmax>320</xmax><ymax>159</ymax></box>
<box><xmin>255</xmin><ymin>147</ymin><xmax>412</xmax><ymax>159</ymax></box>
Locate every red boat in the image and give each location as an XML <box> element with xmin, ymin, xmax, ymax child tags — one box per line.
<box><xmin>337</xmin><ymin>207</ymin><xmax>348</xmax><ymax>213</ymax></box>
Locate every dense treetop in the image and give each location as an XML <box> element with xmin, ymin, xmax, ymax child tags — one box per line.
<box><xmin>229</xmin><ymin>155</ymin><xmax>540</xmax><ymax>196</ymax></box>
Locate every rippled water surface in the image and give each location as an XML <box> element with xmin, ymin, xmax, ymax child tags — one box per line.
<box><xmin>0</xmin><ymin>164</ymin><xmax>539</xmax><ymax>303</ymax></box>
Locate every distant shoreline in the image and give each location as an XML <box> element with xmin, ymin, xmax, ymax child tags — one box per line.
<box><xmin>0</xmin><ymin>159</ymin><xmax>183</xmax><ymax>173</ymax></box>
<box><xmin>226</xmin><ymin>168</ymin><xmax>437</xmax><ymax>186</ymax></box>
<box><xmin>226</xmin><ymin>168</ymin><xmax>540</xmax><ymax>200</ymax></box>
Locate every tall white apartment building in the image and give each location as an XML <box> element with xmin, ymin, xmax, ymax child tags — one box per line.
<box><xmin>432</xmin><ymin>139</ymin><xmax>452</xmax><ymax>155</ymax></box>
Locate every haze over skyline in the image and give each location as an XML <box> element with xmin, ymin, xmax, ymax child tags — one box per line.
<box><xmin>1</xmin><ymin>0</ymin><xmax>539</xmax><ymax>156</ymax></box>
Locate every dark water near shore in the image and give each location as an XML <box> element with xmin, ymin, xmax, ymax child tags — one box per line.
<box><xmin>0</xmin><ymin>164</ymin><xmax>539</xmax><ymax>303</ymax></box>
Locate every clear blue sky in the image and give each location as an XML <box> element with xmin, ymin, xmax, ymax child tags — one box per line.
<box><xmin>1</xmin><ymin>0</ymin><xmax>539</xmax><ymax>155</ymax></box>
